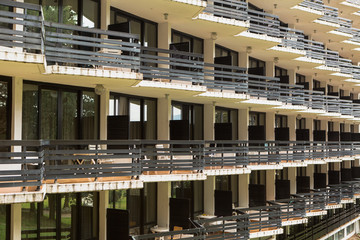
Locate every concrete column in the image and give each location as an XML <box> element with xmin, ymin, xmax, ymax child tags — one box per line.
<box><xmin>204</xmin><ymin>103</ymin><xmax>215</xmax><ymax>140</ymax></box>
<box><xmin>354</xmin><ymin>125</ymin><xmax>360</xmax><ymax>133</ymax></box>
<box><xmin>12</xmin><ymin>77</ymin><xmax>22</xmax><ymax>141</ymax></box>
<box><xmin>266</xmin><ymin>61</ymin><xmax>275</xmax><ymax>78</ymax></box>
<box><xmin>239</xmin><ymin>52</ymin><xmax>249</xmax><ymax>69</ymax></box>
<box><xmin>334</xmin><ymin>121</ymin><xmax>340</xmax><ymax>132</ymax></box>
<box><xmin>100</xmin><ymin>0</ymin><xmax>110</xmax><ymax>31</ymax></box>
<box><xmin>238</xmin><ymin>109</ymin><xmax>249</xmax><ymax>141</ymax></box>
<box><xmin>288</xmin><ymin>70</ymin><xmax>296</xmax><ymax>85</ymax></box>
<box><xmin>306</xmin><ymin>165</ymin><xmax>314</xmax><ymax>190</ymax></box>
<box><xmin>10</xmin><ymin>204</ymin><xmax>21</xmax><ymax>240</ymax></box>
<box><xmin>158</xmin><ymin>22</ymin><xmax>171</xmax><ymax>49</ymax></box>
<box><xmin>266</xmin><ymin>170</ymin><xmax>276</xmax><ymax>201</ymax></box>
<box><xmin>158</xmin><ymin>95</ymin><xmax>171</xmax><ymax>140</ymax></box>
<box><xmin>204</xmin><ymin>176</ymin><xmax>215</xmax><ymax>215</ymax></box>
<box><xmin>289</xmin><ymin>168</ymin><xmax>297</xmax><ymax>194</ymax></box>
<box><xmin>289</xmin><ymin>115</ymin><xmax>296</xmax><ymax>141</ymax></box>
<box><xmin>306</xmin><ymin>118</ymin><xmax>313</xmax><ymax>142</ymax></box>
<box><xmin>345</xmin><ymin>123</ymin><xmax>351</xmax><ymax>132</ymax></box>
<box><xmin>354</xmin><ymin>159</ymin><xmax>360</xmax><ymax>167</ymax></box>
<box><xmin>321</xmin><ymin>164</ymin><xmax>328</xmax><ymax>185</ymax></box>
<box><xmin>238</xmin><ymin>174</ymin><xmax>249</xmax><ymax>208</ymax></box>
<box><xmin>266</xmin><ymin>112</ymin><xmax>275</xmax><ymax>141</ymax></box>
<box><xmin>320</xmin><ymin>81</ymin><xmax>327</xmax><ymax>95</ymax></box>
<box><xmin>99</xmin><ymin>191</ymin><xmax>109</xmax><ymax>240</ymax></box>
<box><xmin>157</xmin><ymin>182</ymin><xmax>171</xmax><ymax>228</ymax></box>
<box><xmin>321</xmin><ymin>120</ymin><xmax>328</xmax><ymax>141</ymax></box>
<box><xmin>100</xmin><ymin>89</ymin><xmax>110</xmax><ymax>140</ymax></box>
<box><xmin>344</xmin><ymin>161</ymin><xmax>351</xmax><ymax>169</ymax></box>
<box><xmin>306</xmin><ymin>75</ymin><xmax>313</xmax><ymax>90</ymax></box>
<box><xmin>334</xmin><ymin>162</ymin><xmax>341</xmax><ymax>171</ymax></box>
<box><xmin>204</xmin><ymin>39</ymin><xmax>215</xmax><ymax>64</ymax></box>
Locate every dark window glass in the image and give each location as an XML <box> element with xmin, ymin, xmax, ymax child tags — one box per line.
<box><xmin>0</xmin><ymin>79</ymin><xmax>9</xmax><ymax>140</ymax></box>
<box><xmin>172</xmin><ymin>30</ymin><xmax>203</xmax><ymax>54</ymax></box>
<box><xmin>82</xmin><ymin>0</ymin><xmax>99</xmax><ymax>28</ymax></box>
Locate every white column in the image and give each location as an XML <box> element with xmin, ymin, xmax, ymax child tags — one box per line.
<box><xmin>334</xmin><ymin>121</ymin><xmax>340</xmax><ymax>132</ymax></box>
<box><xmin>306</xmin><ymin>75</ymin><xmax>313</xmax><ymax>90</ymax></box>
<box><xmin>204</xmin><ymin>176</ymin><xmax>215</xmax><ymax>215</ymax></box>
<box><xmin>344</xmin><ymin>161</ymin><xmax>351</xmax><ymax>169</ymax></box>
<box><xmin>238</xmin><ymin>174</ymin><xmax>249</xmax><ymax>208</ymax></box>
<box><xmin>100</xmin><ymin>89</ymin><xmax>109</xmax><ymax>140</ymax></box>
<box><xmin>238</xmin><ymin>109</ymin><xmax>249</xmax><ymax>141</ymax></box>
<box><xmin>321</xmin><ymin>120</ymin><xmax>328</xmax><ymax>142</ymax></box>
<box><xmin>345</xmin><ymin>123</ymin><xmax>351</xmax><ymax>132</ymax></box>
<box><xmin>306</xmin><ymin>118</ymin><xmax>313</xmax><ymax>142</ymax></box>
<box><xmin>100</xmin><ymin>0</ymin><xmax>110</xmax><ymax>31</ymax></box>
<box><xmin>158</xmin><ymin>22</ymin><xmax>171</xmax><ymax>49</ymax></box>
<box><xmin>289</xmin><ymin>168</ymin><xmax>297</xmax><ymax>194</ymax></box>
<box><xmin>266</xmin><ymin>112</ymin><xmax>275</xmax><ymax>141</ymax></box>
<box><xmin>99</xmin><ymin>191</ymin><xmax>109</xmax><ymax>240</ymax></box>
<box><xmin>306</xmin><ymin>165</ymin><xmax>314</xmax><ymax>190</ymax></box>
<box><xmin>355</xmin><ymin>125</ymin><xmax>360</xmax><ymax>133</ymax></box>
<box><xmin>321</xmin><ymin>164</ymin><xmax>328</xmax><ymax>186</ymax></box>
<box><xmin>158</xmin><ymin>95</ymin><xmax>171</xmax><ymax>140</ymax></box>
<box><xmin>204</xmin><ymin>103</ymin><xmax>215</xmax><ymax>140</ymax></box>
<box><xmin>334</xmin><ymin>162</ymin><xmax>341</xmax><ymax>171</ymax></box>
<box><xmin>204</xmin><ymin>39</ymin><xmax>215</xmax><ymax>64</ymax></box>
<box><xmin>266</xmin><ymin>170</ymin><xmax>276</xmax><ymax>201</ymax></box>
<box><xmin>289</xmin><ymin>115</ymin><xmax>296</xmax><ymax>142</ymax></box>
<box><xmin>266</xmin><ymin>61</ymin><xmax>275</xmax><ymax>78</ymax></box>
<box><xmin>10</xmin><ymin>204</ymin><xmax>21</xmax><ymax>240</ymax></box>
<box><xmin>239</xmin><ymin>52</ymin><xmax>249</xmax><ymax>69</ymax></box>
<box><xmin>157</xmin><ymin>182</ymin><xmax>171</xmax><ymax>228</ymax></box>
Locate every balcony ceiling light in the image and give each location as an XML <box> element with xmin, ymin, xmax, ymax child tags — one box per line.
<box><xmin>95</xmin><ymin>84</ymin><xmax>106</xmax><ymax>95</ymax></box>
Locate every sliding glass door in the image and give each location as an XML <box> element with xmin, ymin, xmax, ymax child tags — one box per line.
<box><xmin>0</xmin><ymin>77</ymin><xmax>10</xmax><ymax>140</ymax></box>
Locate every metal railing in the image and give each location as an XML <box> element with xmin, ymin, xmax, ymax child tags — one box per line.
<box><xmin>268</xmin><ymin>198</ymin><xmax>307</xmax><ymax>222</ymax></box>
<box><xmin>279</xmin><ymin>27</ymin><xmax>305</xmax><ymax>50</ymax></box>
<box><xmin>203</xmin><ymin>0</ymin><xmax>248</xmax><ymax>22</ymax></box>
<box><xmin>140</xmin><ymin>46</ymin><xmax>204</xmax><ymax>84</ymax></box>
<box><xmin>0</xmin><ymin>0</ymin><xmax>45</xmax><ymax>54</ymax></box>
<box><xmin>247</xmin><ymin>9</ymin><xmax>280</xmax><ymax>37</ymax></box>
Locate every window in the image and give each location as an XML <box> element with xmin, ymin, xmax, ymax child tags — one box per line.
<box><xmin>275</xmin><ymin>115</ymin><xmax>288</xmax><ymax>128</ymax></box>
<box><xmin>215</xmin><ymin>107</ymin><xmax>238</xmax><ymax>140</ymax></box>
<box><xmin>297</xmin><ymin>118</ymin><xmax>306</xmax><ymax>129</ymax></box>
<box><xmin>296</xmin><ymin>74</ymin><xmax>306</xmax><ymax>83</ymax></box>
<box><xmin>297</xmin><ymin>167</ymin><xmax>306</xmax><ymax>177</ymax></box>
<box><xmin>340</xmin><ymin>123</ymin><xmax>345</xmax><ymax>133</ymax></box>
<box><xmin>109</xmin><ymin>93</ymin><xmax>157</xmax><ymax>140</ymax></box>
<box><xmin>215</xmin><ymin>45</ymin><xmax>238</xmax><ymax>66</ymax></box>
<box><xmin>313</xmin><ymin>80</ymin><xmax>321</xmax><ymax>89</ymax></box>
<box><xmin>172</xmin><ymin>30</ymin><xmax>203</xmax><ymax>54</ymax></box>
<box><xmin>22</xmin><ymin>82</ymin><xmax>99</xmax><ymax>140</ymax></box>
<box><xmin>215</xmin><ymin>175</ymin><xmax>238</xmax><ymax>205</ymax></box>
<box><xmin>249</xmin><ymin>112</ymin><xmax>265</xmax><ymax>126</ymax></box>
<box><xmin>275</xmin><ymin>66</ymin><xmax>287</xmax><ymax>77</ymax></box>
<box><xmin>328</xmin><ymin>122</ymin><xmax>334</xmax><ymax>132</ymax></box>
<box><xmin>0</xmin><ymin>76</ymin><xmax>10</xmax><ymax>140</ymax></box>
<box><xmin>276</xmin><ymin>169</ymin><xmax>288</xmax><ymax>180</ymax></box>
<box><xmin>328</xmin><ymin>85</ymin><xmax>334</xmax><ymax>93</ymax></box>
<box><xmin>110</xmin><ymin>7</ymin><xmax>157</xmax><ymax>47</ymax></box>
<box><xmin>250</xmin><ymin>170</ymin><xmax>266</xmax><ymax>185</ymax></box>
<box><xmin>249</xmin><ymin>57</ymin><xmax>265</xmax><ymax>68</ymax></box>
<box><xmin>0</xmin><ymin>205</ymin><xmax>10</xmax><ymax>240</ymax></box>
<box><xmin>313</xmin><ymin>120</ymin><xmax>321</xmax><ymax>131</ymax></box>
<box><xmin>351</xmin><ymin>125</ymin><xmax>355</xmax><ymax>133</ymax></box>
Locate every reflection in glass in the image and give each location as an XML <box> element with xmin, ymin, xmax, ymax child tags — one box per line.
<box><xmin>62</xmin><ymin>0</ymin><xmax>78</xmax><ymax>25</ymax></box>
<box><xmin>144</xmin><ymin>183</ymin><xmax>156</xmax><ymax>232</ymax></box>
<box><xmin>62</xmin><ymin>91</ymin><xmax>78</xmax><ymax>140</ymax></box>
<box><xmin>144</xmin><ymin>100</ymin><xmax>156</xmax><ymax>139</ymax></box>
<box><xmin>42</xmin><ymin>0</ymin><xmax>59</xmax><ymax>22</ymax></box>
<box><xmin>82</xmin><ymin>0</ymin><xmax>99</xmax><ymax>28</ymax></box>
<box><xmin>22</xmin><ymin>84</ymin><xmax>39</xmax><ymax>140</ymax></box>
<box><xmin>40</xmin><ymin>89</ymin><xmax>58</xmax><ymax>139</ymax></box>
<box><xmin>21</xmin><ymin>202</ymin><xmax>38</xmax><ymax>239</ymax></box>
<box><xmin>40</xmin><ymin>195</ymin><xmax>57</xmax><ymax>239</ymax></box>
<box><xmin>82</xmin><ymin>91</ymin><xmax>99</xmax><ymax>139</ymax></box>
<box><xmin>0</xmin><ymin>81</ymin><xmax>8</xmax><ymax>140</ymax></box>
<box><xmin>0</xmin><ymin>205</ymin><xmax>8</xmax><ymax>240</ymax></box>
<box><xmin>109</xmin><ymin>190</ymin><xmax>127</xmax><ymax>210</ymax></box>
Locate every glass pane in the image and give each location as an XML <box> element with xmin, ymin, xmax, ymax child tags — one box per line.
<box><xmin>82</xmin><ymin>0</ymin><xmax>99</xmax><ymax>28</ymax></box>
<box><xmin>21</xmin><ymin>202</ymin><xmax>38</xmax><ymax>239</ymax></box>
<box><xmin>144</xmin><ymin>183</ymin><xmax>156</xmax><ymax>228</ymax></box>
<box><xmin>193</xmin><ymin>105</ymin><xmax>203</xmax><ymax>140</ymax></box>
<box><xmin>231</xmin><ymin>109</ymin><xmax>238</xmax><ymax>140</ymax></box>
<box><xmin>22</xmin><ymin>84</ymin><xmax>39</xmax><ymax>140</ymax></box>
<box><xmin>110</xmin><ymin>190</ymin><xmax>127</xmax><ymax>210</ymax></box>
<box><xmin>62</xmin><ymin>91</ymin><xmax>78</xmax><ymax>140</ymax></box>
<box><xmin>42</xmin><ymin>0</ymin><xmax>59</xmax><ymax>22</ymax></box>
<box><xmin>129</xmin><ymin>189</ymin><xmax>141</xmax><ymax>235</ymax></box>
<box><xmin>0</xmin><ymin>80</ymin><xmax>8</xmax><ymax>140</ymax></box>
<box><xmin>144</xmin><ymin>99</ymin><xmax>156</xmax><ymax>139</ymax></box>
<box><xmin>0</xmin><ymin>205</ymin><xmax>7</xmax><ymax>240</ymax></box>
<box><xmin>130</xmin><ymin>99</ymin><xmax>141</xmax><ymax>139</ymax></box>
<box><xmin>130</xmin><ymin>20</ymin><xmax>141</xmax><ymax>44</ymax></box>
<box><xmin>40</xmin><ymin>89</ymin><xmax>58</xmax><ymax>139</ymax></box>
<box><xmin>61</xmin><ymin>194</ymin><xmax>77</xmax><ymax>239</ymax></box>
<box><xmin>216</xmin><ymin>176</ymin><xmax>229</xmax><ymax>190</ymax></box>
<box><xmin>63</xmin><ymin>0</ymin><xmax>78</xmax><ymax>25</ymax></box>
<box><xmin>194</xmin><ymin>181</ymin><xmax>203</xmax><ymax>214</ymax></box>
<box><xmin>40</xmin><ymin>195</ymin><xmax>57</xmax><ymax>239</ymax></box>
<box><xmin>80</xmin><ymin>192</ymin><xmax>98</xmax><ymax>240</ymax></box>
<box><xmin>172</xmin><ymin>105</ymin><xmax>182</xmax><ymax>120</ymax></box>
<box><xmin>144</xmin><ymin>23</ymin><xmax>156</xmax><ymax>48</ymax></box>
<box><xmin>193</xmin><ymin>38</ymin><xmax>203</xmax><ymax>54</ymax></box>
<box><xmin>82</xmin><ymin>91</ymin><xmax>99</xmax><ymax>139</ymax></box>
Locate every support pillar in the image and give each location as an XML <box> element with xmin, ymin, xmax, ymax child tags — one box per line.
<box><xmin>100</xmin><ymin>0</ymin><xmax>110</xmax><ymax>31</ymax></box>
<box><xmin>306</xmin><ymin>165</ymin><xmax>314</xmax><ymax>190</ymax></box>
<box><xmin>266</xmin><ymin>112</ymin><xmax>275</xmax><ymax>141</ymax></box>
<box><xmin>158</xmin><ymin>22</ymin><xmax>171</xmax><ymax>49</ymax></box>
<box><xmin>289</xmin><ymin>168</ymin><xmax>297</xmax><ymax>194</ymax></box>
<box><xmin>158</xmin><ymin>95</ymin><xmax>171</xmax><ymax>140</ymax></box>
<box><xmin>238</xmin><ymin>109</ymin><xmax>249</xmax><ymax>141</ymax></box>
<box><xmin>204</xmin><ymin>176</ymin><xmax>215</xmax><ymax>215</ymax></box>
<box><xmin>157</xmin><ymin>182</ymin><xmax>171</xmax><ymax>228</ymax></box>
<box><xmin>204</xmin><ymin>103</ymin><xmax>215</xmax><ymax>141</ymax></box>
<box><xmin>289</xmin><ymin>115</ymin><xmax>296</xmax><ymax>142</ymax></box>
<box><xmin>99</xmin><ymin>191</ymin><xmax>109</xmax><ymax>240</ymax></box>
<box><xmin>266</xmin><ymin>170</ymin><xmax>276</xmax><ymax>201</ymax></box>
<box><xmin>10</xmin><ymin>204</ymin><xmax>21</xmax><ymax>240</ymax></box>
<box><xmin>239</xmin><ymin>52</ymin><xmax>249</xmax><ymax>69</ymax></box>
<box><xmin>238</xmin><ymin>174</ymin><xmax>249</xmax><ymax>208</ymax></box>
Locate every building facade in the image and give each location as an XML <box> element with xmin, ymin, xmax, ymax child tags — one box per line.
<box><xmin>1</xmin><ymin>0</ymin><xmax>360</xmax><ymax>239</ymax></box>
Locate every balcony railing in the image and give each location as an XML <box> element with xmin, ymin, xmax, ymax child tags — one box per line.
<box><xmin>0</xmin><ymin>0</ymin><xmax>45</xmax><ymax>54</ymax></box>
<box><xmin>140</xmin><ymin>46</ymin><xmax>204</xmax><ymax>84</ymax></box>
<box><xmin>279</xmin><ymin>27</ymin><xmax>305</xmax><ymax>50</ymax></box>
<box><xmin>268</xmin><ymin>198</ymin><xmax>307</xmax><ymax>223</ymax></box>
<box><xmin>247</xmin><ymin>9</ymin><xmax>280</xmax><ymax>37</ymax></box>
<box><xmin>1</xmin><ymin>140</ymin><xmax>360</xmax><ymax>190</ymax></box>
<box><xmin>44</xmin><ymin>21</ymin><xmax>140</xmax><ymax>71</ymax></box>
<box><xmin>203</xmin><ymin>0</ymin><xmax>248</xmax><ymax>22</ymax></box>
